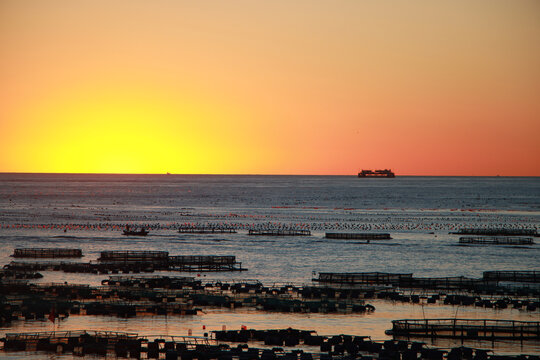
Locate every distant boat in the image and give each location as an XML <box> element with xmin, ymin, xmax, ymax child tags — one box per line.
<box><xmin>358</xmin><ymin>169</ymin><xmax>395</xmax><ymax>178</ymax></box>
<box><xmin>122</xmin><ymin>225</ymin><xmax>149</xmax><ymax>236</ymax></box>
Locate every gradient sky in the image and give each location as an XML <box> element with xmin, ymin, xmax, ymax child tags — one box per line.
<box><xmin>1</xmin><ymin>0</ymin><xmax>539</xmax><ymax>175</ymax></box>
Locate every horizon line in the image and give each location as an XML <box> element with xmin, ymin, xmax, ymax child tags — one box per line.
<box><xmin>0</xmin><ymin>172</ymin><xmax>538</xmax><ymax>177</ymax></box>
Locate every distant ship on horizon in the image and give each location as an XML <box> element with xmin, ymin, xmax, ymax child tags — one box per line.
<box><xmin>358</xmin><ymin>169</ymin><xmax>395</xmax><ymax>178</ymax></box>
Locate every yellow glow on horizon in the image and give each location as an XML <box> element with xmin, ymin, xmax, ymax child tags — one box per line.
<box><xmin>7</xmin><ymin>83</ymin><xmax>265</xmax><ymax>174</ymax></box>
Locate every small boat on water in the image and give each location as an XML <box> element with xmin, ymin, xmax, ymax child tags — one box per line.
<box><xmin>122</xmin><ymin>225</ymin><xmax>149</xmax><ymax>236</ymax></box>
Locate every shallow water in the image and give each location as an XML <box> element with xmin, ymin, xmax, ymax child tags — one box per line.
<box><xmin>0</xmin><ymin>174</ymin><xmax>539</xmax><ymax>357</ymax></box>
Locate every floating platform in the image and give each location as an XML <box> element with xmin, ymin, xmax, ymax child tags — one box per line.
<box><xmin>12</xmin><ymin>248</ymin><xmax>82</xmax><ymax>258</ymax></box>
<box><xmin>313</xmin><ymin>272</ymin><xmax>412</xmax><ymax>285</ymax></box>
<box><xmin>325</xmin><ymin>233</ymin><xmax>392</xmax><ymax>240</ymax></box>
<box><xmin>5</xmin><ymin>255</ymin><xmax>245</xmax><ymax>273</ymax></box>
<box><xmin>3</xmin><ymin>330</ymin><xmax>140</xmax><ymax>356</ymax></box>
<box><xmin>248</xmin><ymin>229</ymin><xmax>311</xmax><ymax>236</ymax></box>
<box><xmin>388</xmin><ymin>319</ymin><xmax>540</xmax><ymax>340</ymax></box>
<box><xmin>98</xmin><ymin>251</ymin><xmax>169</xmax><ymax>262</ymax></box>
<box><xmin>102</xmin><ymin>275</ymin><xmax>197</xmax><ymax>288</ymax></box>
<box><xmin>6</xmin><ymin>251</ymin><xmax>245</xmax><ymax>273</ymax></box>
<box><xmin>168</xmin><ymin>255</ymin><xmax>245</xmax><ymax>272</ymax></box>
<box><xmin>178</xmin><ymin>225</ymin><xmax>237</xmax><ymax>234</ymax></box>
<box><xmin>483</xmin><ymin>271</ymin><xmax>540</xmax><ymax>283</ymax></box>
<box><xmin>312</xmin><ymin>273</ymin><xmax>502</xmax><ymax>292</ymax></box>
<box><xmin>0</xmin><ymin>269</ymin><xmax>42</xmax><ymax>280</ymax></box>
<box><xmin>397</xmin><ymin>276</ymin><xmax>493</xmax><ymax>290</ymax></box>
<box><xmin>459</xmin><ymin>237</ymin><xmax>534</xmax><ymax>245</ymax></box>
<box><xmin>452</xmin><ymin>228</ymin><xmax>538</xmax><ymax>236</ymax></box>
<box><xmin>212</xmin><ymin>328</ymin><xmax>318</xmax><ymax>345</ymax></box>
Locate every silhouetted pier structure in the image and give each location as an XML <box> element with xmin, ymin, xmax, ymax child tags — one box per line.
<box><xmin>248</xmin><ymin>229</ymin><xmax>311</xmax><ymax>236</ymax></box>
<box><xmin>459</xmin><ymin>237</ymin><xmax>534</xmax><ymax>245</ymax></box>
<box><xmin>325</xmin><ymin>233</ymin><xmax>392</xmax><ymax>240</ymax></box>
<box><xmin>178</xmin><ymin>225</ymin><xmax>237</xmax><ymax>234</ymax></box>
<box><xmin>388</xmin><ymin>319</ymin><xmax>540</xmax><ymax>340</ymax></box>
<box><xmin>483</xmin><ymin>271</ymin><xmax>540</xmax><ymax>283</ymax></box>
<box><xmin>13</xmin><ymin>248</ymin><xmax>82</xmax><ymax>258</ymax></box>
<box><xmin>452</xmin><ymin>228</ymin><xmax>538</xmax><ymax>236</ymax></box>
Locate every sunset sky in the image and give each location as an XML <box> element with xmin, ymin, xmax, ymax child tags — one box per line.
<box><xmin>1</xmin><ymin>1</ymin><xmax>539</xmax><ymax>175</ymax></box>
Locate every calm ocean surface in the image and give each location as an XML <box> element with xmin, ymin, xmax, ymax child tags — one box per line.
<box><xmin>0</xmin><ymin>174</ymin><xmax>539</xmax><ymax>358</ymax></box>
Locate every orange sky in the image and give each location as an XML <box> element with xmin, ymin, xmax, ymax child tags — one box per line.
<box><xmin>1</xmin><ymin>0</ymin><xmax>539</xmax><ymax>175</ymax></box>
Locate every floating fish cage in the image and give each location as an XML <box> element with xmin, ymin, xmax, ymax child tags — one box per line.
<box><xmin>98</xmin><ymin>251</ymin><xmax>169</xmax><ymax>262</ymax></box>
<box><xmin>248</xmin><ymin>229</ymin><xmax>311</xmax><ymax>236</ymax></box>
<box><xmin>4</xmin><ymin>330</ymin><xmax>139</xmax><ymax>341</ymax></box>
<box><xmin>313</xmin><ymin>272</ymin><xmax>413</xmax><ymax>285</ymax></box>
<box><xmin>168</xmin><ymin>256</ymin><xmax>245</xmax><ymax>272</ymax></box>
<box><xmin>388</xmin><ymin>319</ymin><xmax>540</xmax><ymax>340</ymax></box>
<box><xmin>13</xmin><ymin>248</ymin><xmax>82</xmax><ymax>258</ymax></box>
<box><xmin>452</xmin><ymin>228</ymin><xmax>538</xmax><ymax>236</ymax></box>
<box><xmin>169</xmin><ymin>255</ymin><xmax>236</xmax><ymax>265</ymax></box>
<box><xmin>325</xmin><ymin>233</ymin><xmax>392</xmax><ymax>240</ymax></box>
<box><xmin>3</xmin><ymin>330</ymin><xmax>141</xmax><ymax>355</ymax></box>
<box><xmin>211</xmin><ymin>328</ymin><xmax>318</xmax><ymax>343</ymax></box>
<box><xmin>5</xmin><ymin>255</ymin><xmax>246</xmax><ymax>274</ymax></box>
<box><xmin>312</xmin><ymin>273</ymin><xmax>500</xmax><ymax>292</ymax></box>
<box><xmin>398</xmin><ymin>276</ymin><xmax>493</xmax><ymax>290</ymax></box>
<box><xmin>102</xmin><ymin>275</ymin><xmax>198</xmax><ymax>288</ymax></box>
<box><xmin>483</xmin><ymin>271</ymin><xmax>540</xmax><ymax>283</ymax></box>
<box><xmin>0</xmin><ymin>269</ymin><xmax>42</xmax><ymax>280</ymax></box>
<box><xmin>178</xmin><ymin>225</ymin><xmax>237</xmax><ymax>234</ymax></box>
<box><xmin>4</xmin><ymin>261</ymin><xmax>159</xmax><ymax>274</ymax></box>
<box><xmin>459</xmin><ymin>237</ymin><xmax>534</xmax><ymax>245</ymax></box>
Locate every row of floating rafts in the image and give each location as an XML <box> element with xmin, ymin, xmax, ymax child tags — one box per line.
<box><xmin>458</xmin><ymin>236</ymin><xmax>535</xmax><ymax>245</ymax></box>
<box><xmin>483</xmin><ymin>270</ymin><xmax>540</xmax><ymax>283</ymax></box>
<box><xmin>5</xmin><ymin>274</ymin><xmax>538</xmax><ymax>318</ymax></box>
<box><xmin>2</xmin><ymin>328</ymin><xmax>539</xmax><ymax>359</ymax></box>
<box><xmin>387</xmin><ymin>318</ymin><xmax>540</xmax><ymax>340</ymax></box>
<box><xmin>452</xmin><ymin>228</ymin><xmax>539</xmax><ymax>236</ymax></box>
<box><xmin>12</xmin><ymin>248</ymin><xmax>83</xmax><ymax>258</ymax></box>
<box><xmin>5</xmin><ymin>250</ymin><xmax>245</xmax><ymax>273</ymax></box>
<box><xmin>0</xmin><ymin>283</ymin><xmax>376</xmax><ymax>318</ymax></box>
<box><xmin>0</xmin><ymin>283</ymin><xmax>536</xmax><ymax>333</ymax></box>
<box><xmin>371</xmin><ymin>291</ymin><xmax>539</xmax><ymax>311</ymax></box>
<box><xmin>0</xmin><ymin>269</ymin><xmax>42</xmax><ymax>280</ymax></box>
<box><xmin>1</xmin><ymin>222</ymin><xmax>538</xmax><ymax>235</ymax></box>
<box><xmin>325</xmin><ymin>233</ymin><xmax>391</xmax><ymax>240</ymax></box>
<box><xmin>178</xmin><ymin>224</ymin><xmax>237</xmax><ymax>234</ymax></box>
<box><xmin>101</xmin><ymin>275</ymin><xmax>198</xmax><ymax>288</ymax></box>
<box><xmin>312</xmin><ymin>271</ymin><xmax>540</xmax><ymax>297</ymax></box>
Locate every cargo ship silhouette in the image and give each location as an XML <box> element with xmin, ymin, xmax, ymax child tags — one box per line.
<box><xmin>358</xmin><ymin>169</ymin><xmax>395</xmax><ymax>178</ymax></box>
